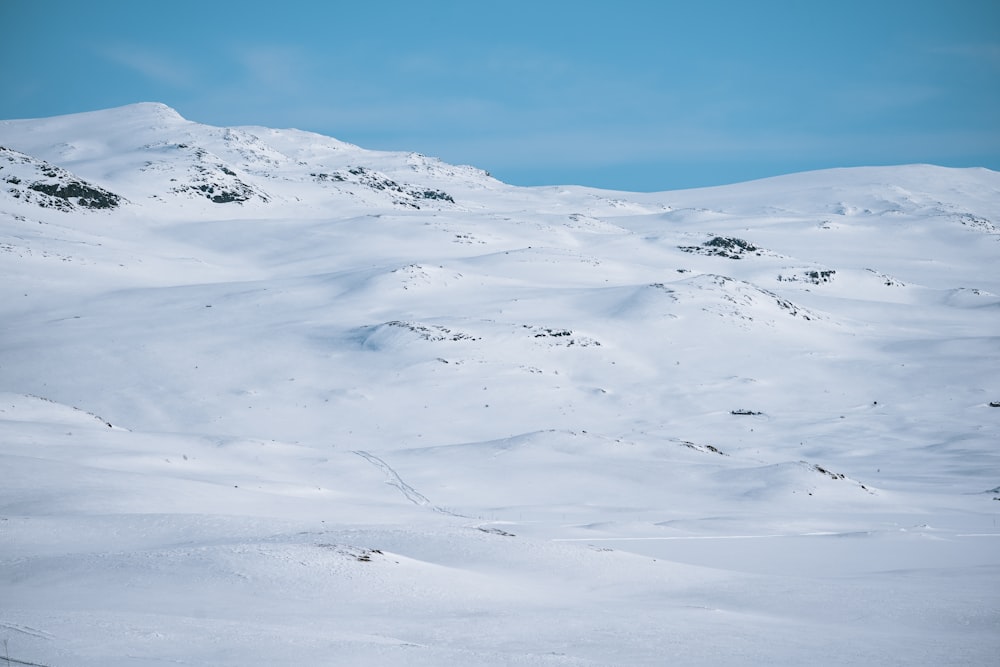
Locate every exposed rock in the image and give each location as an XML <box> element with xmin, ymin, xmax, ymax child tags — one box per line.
<box><xmin>1</xmin><ymin>146</ymin><xmax>123</xmax><ymax>211</ymax></box>
<box><xmin>679</xmin><ymin>236</ymin><xmax>762</xmax><ymax>259</ymax></box>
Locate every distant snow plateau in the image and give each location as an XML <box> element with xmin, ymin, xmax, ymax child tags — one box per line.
<box><xmin>1</xmin><ymin>103</ymin><xmax>999</xmax><ymax>667</ymax></box>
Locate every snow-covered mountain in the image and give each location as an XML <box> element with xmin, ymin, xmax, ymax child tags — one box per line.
<box><xmin>2</xmin><ymin>103</ymin><xmax>998</xmax><ymax>666</ymax></box>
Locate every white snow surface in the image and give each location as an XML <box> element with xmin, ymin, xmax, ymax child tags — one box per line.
<box><xmin>1</xmin><ymin>103</ymin><xmax>998</xmax><ymax>665</ymax></box>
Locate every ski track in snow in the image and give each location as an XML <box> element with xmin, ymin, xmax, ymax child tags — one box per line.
<box><xmin>553</xmin><ymin>533</ymin><xmax>842</xmax><ymax>541</ymax></box>
<box><xmin>0</xmin><ymin>623</ymin><xmax>54</xmax><ymax>640</ymax></box>
<box><xmin>353</xmin><ymin>450</ymin><xmax>467</xmax><ymax>518</ymax></box>
<box><xmin>352</xmin><ymin>449</ymin><xmax>432</xmax><ymax>506</ymax></box>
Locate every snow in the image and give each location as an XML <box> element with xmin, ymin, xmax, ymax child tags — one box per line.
<box><xmin>1</xmin><ymin>103</ymin><xmax>998</xmax><ymax>665</ymax></box>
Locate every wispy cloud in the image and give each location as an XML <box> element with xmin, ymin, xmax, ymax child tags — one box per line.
<box><xmin>819</xmin><ymin>82</ymin><xmax>944</xmax><ymax>119</ymax></box>
<box><xmin>96</xmin><ymin>44</ymin><xmax>195</xmax><ymax>88</ymax></box>
<box><xmin>396</xmin><ymin>47</ymin><xmax>573</xmax><ymax>81</ymax></box>
<box><xmin>931</xmin><ymin>42</ymin><xmax>1000</xmax><ymax>69</ymax></box>
<box><xmin>230</xmin><ymin>44</ymin><xmax>313</xmax><ymax>93</ymax></box>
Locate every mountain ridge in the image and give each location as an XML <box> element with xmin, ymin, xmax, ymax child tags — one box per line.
<box><xmin>3</xmin><ymin>102</ymin><xmax>998</xmax><ymax>212</ymax></box>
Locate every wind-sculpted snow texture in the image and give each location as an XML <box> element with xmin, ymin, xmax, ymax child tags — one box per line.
<box><xmin>1</xmin><ymin>103</ymin><xmax>999</xmax><ymax>666</ymax></box>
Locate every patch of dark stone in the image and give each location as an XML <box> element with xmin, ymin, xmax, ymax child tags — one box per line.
<box><xmin>28</xmin><ymin>180</ymin><xmax>121</xmax><ymax>209</ymax></box>
<box><xmin>679</xmin><ymin>236</ymin><xmax>761</xmax><ymax>259</ymax></box>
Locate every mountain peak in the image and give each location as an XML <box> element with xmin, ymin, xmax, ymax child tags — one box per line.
<box><xmin>0</xmin><ymin>104</ymin><xmax>504</xmax><ymax>213</ymax></box>
<box><xmin>118</xmin><ymin>101</ymin><xmax>186</xmax><ymax>121</ymax></box>
<box><xmin>2</xmin><ymin>101</ymin><xmax>188</xmax><ymax>128</ymax></box>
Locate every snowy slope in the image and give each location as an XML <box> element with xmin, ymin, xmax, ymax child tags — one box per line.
<box><xmin>1</xmin><ymin>103</ymin><xmax>998</xmax><ymax>666</ymax></box>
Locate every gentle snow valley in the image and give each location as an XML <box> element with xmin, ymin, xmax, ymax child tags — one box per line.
<box><xmin>1</xmin><ymin>103</ymin><xmax>999</xmax><ymax>665</ymax></box>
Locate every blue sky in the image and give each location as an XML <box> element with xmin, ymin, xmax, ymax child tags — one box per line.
<box><xmin>3</xmin><ymin>1</ymin><xmax>998</xmax><ymax>190</ymax></box>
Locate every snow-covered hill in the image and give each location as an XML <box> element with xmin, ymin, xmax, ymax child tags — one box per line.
<box><xmin>2</xmin><ymin>103</ymin><xmax>998</xmax><ymax>666</ymax></box>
